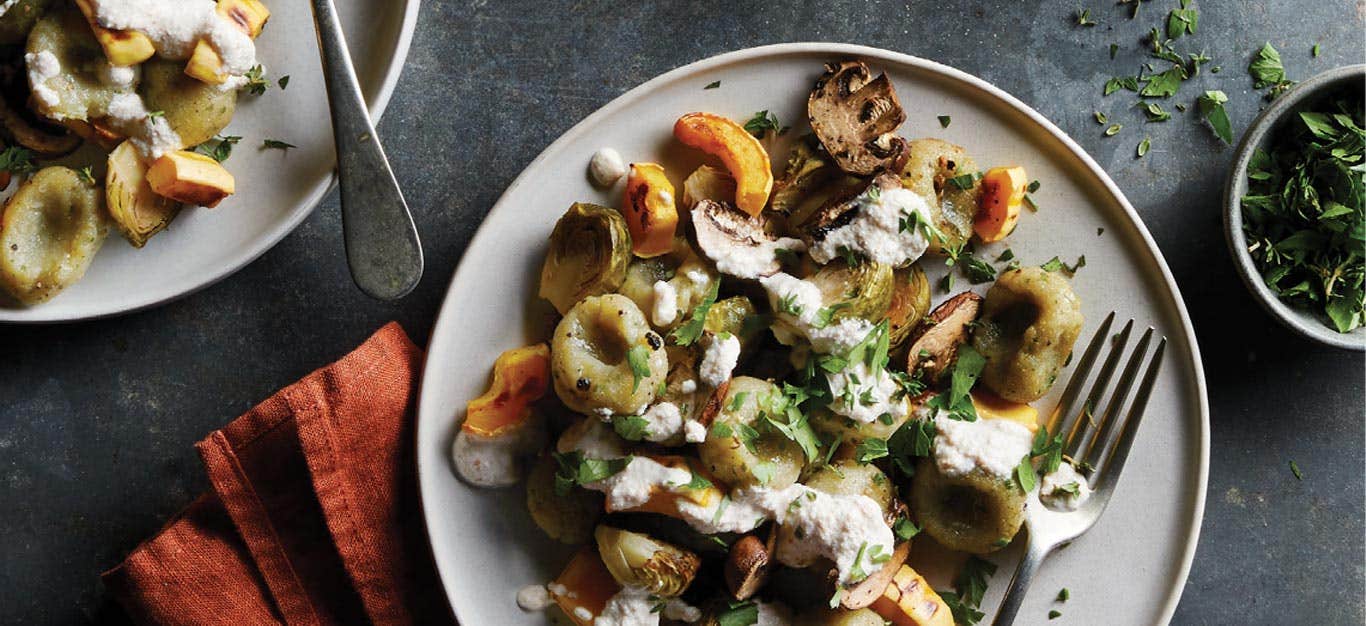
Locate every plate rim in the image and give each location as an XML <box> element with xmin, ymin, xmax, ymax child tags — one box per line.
<box><xmin>0</xmin><ymin>0</ymin><xmax>423</xmax><ymax>324</ymax></box>
<box><xmin>416</xmin><ymin>42</ymin><xmax>1211</xmax><ymax>625</ymax></box>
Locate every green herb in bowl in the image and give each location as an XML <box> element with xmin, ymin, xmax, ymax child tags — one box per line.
<box><xmin>1240</xmin><ymin>91</ymin><xmax>1364</xmax><ymax>333</ymax></box>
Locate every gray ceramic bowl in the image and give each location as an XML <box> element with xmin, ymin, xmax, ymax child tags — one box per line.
<box><xmin>1223</xmin><ymin>64</ymin><xmax>1366</xmax><ymax>351</ymax></box>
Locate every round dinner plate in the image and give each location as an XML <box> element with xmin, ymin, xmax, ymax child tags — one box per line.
<box><xmin>417</xmin><ymin>43</ymin><xmax>1209</xmax><ymax>625</ymax></box>
<box><xmin>0</xmin><ymin>0</ymin><xmax>420</xmax><ymax>323</ymax></box>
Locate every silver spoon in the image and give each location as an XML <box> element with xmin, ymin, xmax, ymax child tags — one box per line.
<box><xmin>307</xmin><ymin>0</ymin><xmax>423</xmax><ymax>300</ymax></box>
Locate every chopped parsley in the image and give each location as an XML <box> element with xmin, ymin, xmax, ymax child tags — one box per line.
<box><xmin>1240</xmin><ymin>91</ymin><xmax>1364</xmax><ymax>332</ymax></box>
<box><xmin>1137</xmin><ymin>136</ymin><xmax>1151</xmax><ymax>157</ymax></box>
<box><xmin>888</xmin><ymin>418</ymin><xmax>936</xmax><ymax>477</ymax></box>
<box><xmin>926</xmin><ymin>344</ymin><xmax>985</xmax><ymax>421</ymax></box>
<box><xmin>195</xmin><ymin>135</ymin><xmax>242</xmax><ymax>162</ymax></box>
<box><xmin>0</xmin><ymin>146</ymin><xmax>36</xmax><ymax>176</ymax></box>
<box><xmin>76</xmin><ymin>166</ymin><xmax>95</xmax><ymax>185</ymax></box>
<box><xmin>551</xmin><ymin>451</ymin><xmax>630</xmax><ymax>495</ymax></box>
<box><xmin>669</xmin><ymin>279</ymin><xmax>720</xmax><ymax>346</ymax></box>
<box><xmin>1103</xmin><ymin>76</ymin><xmax>1139</xmax><ymax>96</ymax></box>
<box><xmin>1049</xmin><ymin>610</ymin><xmax>1063</xmax><ymax>619</ymax></box>
<box><xmin>947</xmin><ymin>171</ymin><xmax>982</xmax><ymax>190</ymax></box>
<box><xmin>626</xmin><ymin>345</ymin><xmax>652</xmax><ymax>392</ymax></box>
<box><xmin>704</xmin><ymin>80</ymin><xmax>721</xmax><ymax>90</ymax></box>
<box><xmin>1104</xmin><ymin>123</ymin><xmax>1123</xmax><ymax>136</ymax></box>
<box><xmin>854</xmin><ymin>437</ymin><xmax>889</xmax><ymax>463</ymax></box>
<box><xmin>1140</xmin><ymin>102</ymin><xmax>1172</xmax><ymax>122</ymax></box>
<box><xmin>278</xmin><ymin>75</ymin><xmax>291</xmax><ymax>90</ymax></box>
<box><xmin>1075</xmin><ymin>8</ymin><xmax>1096</xmax><ymax>27</ymax></box>
<box><xmin>893</xmin><ymin>516</ymin><xmax>920</xmax><ymax>540</ymax></box>
<box><xmin>243</xmin><ymin>65</ymin><xmax>270</xmax><ymax>96</ymax></box>
<box><xmin>1312</xmin><ymin>44</ymin><xmax>1321</xmax><ymax>58</ymax></box>
<box><xmin>743</xmin><ymin>110</ymin><xmax>781</xmax><ymax>137</ymax></box>
<box><xmin>715</xmin><ymin>600</ymin><xmax>758</xmax><ymax>626</ymax></box>
<box><xmin>1166</xmin><ymin>0</ymin><xmax>1198</xmax><ymax>39</ymax></box>
<box><xmin>262</xmin><ymin>139</ymin><xmax>297</xmax><ymax>151</ymax></box>
<box><xmin>1249</xmin><ymin>42</ymin><xmax>1293</xmax><ymax>98</ymax></box>
<box><xmin>1057</xmin><ymin>588</ymin><xmax>1071</xmax><ymax>602</ymax></box>
<box><xmin>1197</xmin><ymin>90</ymin><xmax>1233</xmax><ymax>143</ymax></box>
<box><xmin>1094</xmin><ymin>110</ymin><xmax>1108</xmax><ymax>124</ymax></box>
<box><xmin>938</xmin><ymin>115</ymin><xmax>952</xmax><ymax>128</ymax></box>
<box><xmin>612</xmin><ymin>415</ymin><xmax>651</xmax><ymax>441</ymax></box>
<box><xmin>1289</xmin><ymin>460</ymin><xmax>1303</xmax><ymax>480</ymax></box>
<box><xmin>1015</xmin><ymin>454</ymin><xmax>1038</xmax><ymax>492</ymax></box>
<box><xmin>960</xmin><ymin>251</ymin><xmax>998</xmax><ymax>284</ymax></box>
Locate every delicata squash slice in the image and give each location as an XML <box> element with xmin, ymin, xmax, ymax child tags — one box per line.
<box><xmin>0</xmin><ymin>166</ymin><xmax>106</xmax><ymax>305</ymax></box>
<box><xmin>454</xmin><ymin>58</ymin><xmax>1092</xmax><ymax>623</ymax></box>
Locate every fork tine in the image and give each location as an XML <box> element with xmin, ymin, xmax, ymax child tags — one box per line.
<box><xmin>1045</xmin><ymin>312</ymin><xmax>1116</xmax><ymax>437</ymax></box>
<box><xmin>1080</xmin><ymin>327</ymin><xmax>1155</xmax><ymax>469</ymax></box>
<box><xmin>1094</xmin><ymin>338</ymin><xmax>1166</xmax><ymax>490</ymax></box>
<box><xmin>1062</xmin><ymin>319</ymin><xmax>1134</xmax><ymax>458</ymax></box>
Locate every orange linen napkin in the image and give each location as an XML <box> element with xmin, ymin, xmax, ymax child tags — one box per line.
<box><xmin>102</xmin><ymin>323</ymin><xmax>454</xmax><ymax>626</ymax></box>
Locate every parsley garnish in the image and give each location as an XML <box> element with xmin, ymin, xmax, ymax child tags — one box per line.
<box><xmin>960</xmin><ymin>252</ymin><xmax>998</xmax><ymax>284</ymax></box>
<box><xmin>1049</xmin><ymin>610</ymin><xmax>1063</xmax><ymax>620</ymax></box>
<box><xmin>1137</xmin><ymin>136</ymin><xmax>1151</xmax><ymax>157</ymax></box>
<box><xmin>743</xmin><ymin>110</ymin><xmax>781</xmax><ymax>137</ymax></box>
<box><xmin>551</xmin><ymin>451</ymin><xmax>631</xmax><ymax>495</ymax></box>
<box><xmin>715</xmin><ymin>600</ymin><xmax>758</xmax><ymax>626</ymax></box>
<box><xmin>0</xmin><ymin>146</ymin><xmax>35</xmax><ymax>176</ymax></box>
<box><xmin>893</xmin><ymin>516</ymin><xmax>920</xmax><ymax>540</ymax></box>
<box><xmin>195</xmin><ymin>135</ymin><xmax>242</xmax><ymax>163</ymax></box>
<box><xmin>1239</xmin><ymin>94</ymin><xmax>1365</xmax><ymax>332</ymax></box>
<box><xmin>242</xmin><ymin>65</ymin><xmax>270</xmax><ymax>96</ymax></box>
<box><xmin>1015</xmin><ymin>454</ymin><xmax>1038</xmax><ymax>492</ymax></box>
<box><xmin>612</xmin><ymin>415</ymin><xmax>650</xmax><ymax>441</ymax></box>
<box><xmin>1103</xmin><ymin>76</ymin><xmax>1139</xmax><ymax>96</ymax></box>
<box><xmin>1248</xmin><ymin>42</ymin><xmax>1293</xmax><ymax>98</ymax></box>
<box><xmin>1289</xmin><ymin>460</ymin><xmax>1303</xmax><ymax>480</ymax></box>
<box><xmin>704</xmin><ymin>80</ymin><xmax>721</xmax><ymax>90</ymax></box>
<box><xmin>938</xmin><ymin>115</ymin><xmax>952</xmax><ymax>128</ymax></box>
<box><xmin>669</xmin><ymin>279</ymin><xmax>720</xmax><ymax>346</ymax></box>
<box><xmin>888</xmin><ymin>418</ymin><xmax>935</xmax><ymax>477</ymax></box>
<box><xmin>1166</xmin><ymin>0</ymin><xmax>1198</xmax><ymax>39</ymax></box>
<box><xmin>926</xmin><ymin>345</ymin><xmax>986</xmax><ymax>421</ymax></box>
<box><xmin>1057</xmin><ymin>588</ymin><xmax>1071</xmax><ymax>602</ymax></box>
<box><xmin>262</xmin><ymin>139</ymin><xmax>297</xmax><ymax>151</ymax></box>
<box><xmin>626</xmin><ymin>345</ymin><xmax>652</xmax><ymax>392</ymax></box>
<box><xmin>854</xmin><ymin>437</ymin><xmax>888</xmax><ymax>463</ymax></box>
<box><xmin>278</xmin><ymin>75</ymin><xmax>290</xmax><ymax>90</ymax></box>
<box><xmin>1196</xmin><ymin>90</ymin><xmax>1233</xmax><ymax>143</ymax></box>
<box><xmin>1075</xmin><ymin>8</ymin><xmax>1096</xmax><ymax>27</ymax></box>
<box><xmin>76</xmin><ymin>166</ymin><xmax>95</xmax><ymax>184</ymax></box>
<box><xmin>1104</xmin><ymin>123</ymin><xmax>1123</xmax><ymax>136</ymax></box>
<box><xmin>1140</xmin><ymin>102</ymin><xmax>1171</xmax><ymax>122</ymax></box>
<box><xmin>947</xmin><ymin>172</ymin><xmax>982</xmax><ymax>190</ymax></box>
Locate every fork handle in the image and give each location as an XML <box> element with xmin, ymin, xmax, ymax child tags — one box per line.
<box><xmin>992</xmin><ymin>538</ymin><xmax>1052</xmax><ymax>626</ymax></box>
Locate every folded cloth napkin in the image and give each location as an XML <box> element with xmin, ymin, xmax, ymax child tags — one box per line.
<box><xmin>103</xmin><ymin>323</ymin><xmax>454</xmax><ymax>626</ymax></box>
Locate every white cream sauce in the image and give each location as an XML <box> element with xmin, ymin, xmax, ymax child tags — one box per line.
<box><xmin>760</xmin><ymin>272</ymin><xmax>875</xmax><ymax>355</ymax></box>
<box><xmin>698</xmin><ymin>333</ymin><xmax>741</xmax><ymax>387</ymax></box>
<box><xmin>651</xmin><ymin>280</ymin><xmax>678</xmax><ymax>327</ymax></box>
<box><xmin>515</xmin><ymin>584</ymin><xmax>553</xmax><ymax>611</ymax></box>
<box><xmin>450</xmin><ymin>420</ymin><xmax>546</xmax><ymax>488</ymax></box>
<box><xmin>933</xmin><ymin>412</ymin><xmax>1034</xmax><ymax>480</ymax></box>
<box><xmin>825</xmin><ymin>359</ymin><xmax>907</xmax><ymax>424</ymax></box>
<box><xmin>809</xmin><ymin>186</ymin><xmax>934</xmax><ymax>267</ymax></box>
<box><xmin>589</xmin><ymin>147</ymin><xmax>626</xmax><ymax>187</ymax></box>
<box><xmin>1040</xmin><ymin>461</ymin><xmax>1093</xmax><ymax>511</ymax></box>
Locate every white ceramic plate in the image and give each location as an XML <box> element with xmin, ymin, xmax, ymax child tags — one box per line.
<box><xmin>0</xmin><ymin>0</ymin><xmax>420</xmax><ymax>323</ymax></box>
<box><xmin>417</xmin><ymin>44</ymin><xmax>1209</xmax><ymax>625</ymax></box>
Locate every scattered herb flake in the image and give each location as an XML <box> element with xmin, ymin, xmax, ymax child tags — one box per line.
<box><xmin>1105</xmin><ymin>123</ymin><xmax>1123</xmax><ymax>136</ymax></box>
<box><xmin>1196</xmin><ymin>90</ymin><xmax>1233</xmax><ymax>143</ymax></box>
<box><xmin>1290</xmin><ymin>460</ymin><xmax>1303</xmax><ymax>480</ymax></box>
<box><xmin>1050</xmin><ymin>610</ymin><xmax>1063</xmax><ymax>620</ymax></box>
<box><xmin>1137</xmin><ymin>136</ymin><xmax>1151</xmax><ymax>157</ymax></box>
<box><xmin>1109</xmin><ymin>43</ymin><xmax>1118</xmax><ymax>59</ymax></box>
<box><xmin>262</xmin><ymin>139</ymin><xmax>297</xmax><ymax>151</ymax></box>
<box><xmin>278</xmin><ymin>75</ymin><xmax>290</xmax><ymax>90</ymax></box>
<box><xmin>1075</xmin><ymin>8</ymin><xmax>1096</xmax><ymax>26</ymax></box>
<box><xmin>704</xmin><ymin>80</ymin><xmax>721</xmax><ymax>90</ymax></box>
<box><xmin>1094</xmin><ymin>111</ymin><xmax>1108</xmax><ymax>124</ymax></box>
<box><xmin>1166</xmin><ymin>0</ymin><xmax>1198</xmax><ymax>39</ymax></box>
<box><xmin>939</xmin><ymin>115</ymin><xmax>952</xmax><ymax>128</ymax></box>
<box><xmin>1058</xmin><ymin>588</ymin><xmax>1071</xmax><ymax>602</ymax></box>
<box><xmin>743</xmin><ymin>110</ymin><xmax>781</xmax><ymax>137</ymax></box>
<box><xmin>1141</xmin><ymin>102</ymin><xmax>1172</xmax><ymax>122</ymax></box>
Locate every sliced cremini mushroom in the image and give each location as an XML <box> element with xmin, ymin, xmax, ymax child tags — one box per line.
<box><xmin>840</xmin><ymin>540</ymin><xmax>910</xmax><ymax>610</ymax></box>
<box><xmin>905</xmin><ymin>291</ymin><xmax>983</xmax><ymax>381</ymax></box>
<box><xmin>691</xmin><ymin>199</ymin><xmax>800</xmax><ymax>280</ymax></box>
<box><xmin>724</xmin><ymin>529</ymin><xmax>775</xmax><ymax>600</ymax></box>
<box><xmin>808</xmin><ymin>60</ymin><xmax>908</xmax><ymax>176</ymax></box>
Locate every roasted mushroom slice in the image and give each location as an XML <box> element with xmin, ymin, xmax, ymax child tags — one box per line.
<box><xmin>539</xmin><ymin>202</ymin><xmax>632</xmax><ymax>314</ymax></box>
<box><xmin>905</xmin><ymin>291</ymin><xmax>983</xmax><ymax>382</ymax></box>
<box><xmin>691</xmin><ymin>199</ymin><xmax>803</xmax><ymax>280</ymax></box>
<box><xmin>808</xmin><ymin>60</ymin><xmax>908</xmax><ymax>175</ymax></box>
<box><xmin>725</xmin><ymin>530</ymin><xmax>775</xmax><ymax>600</ymax></box>
<box><xmin>840</xmin><ymin>540</ymin><xmax>910</xmax><ymax>610</ymax></box>
<box><xmin>0</xmin><ymin>96</ymin><xmax>81</xmax><ymax>158</ymax></box>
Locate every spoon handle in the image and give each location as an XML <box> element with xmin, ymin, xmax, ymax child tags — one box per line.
<box><xmin>308</xmin><ymin>0</ymin><xmax>423</xmax><ymax>300</ymax></box>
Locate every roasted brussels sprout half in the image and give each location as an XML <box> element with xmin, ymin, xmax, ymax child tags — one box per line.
<box><xmin>971</xmin><ymin>267</ymin><xmax>1084</xmax><ymax>403</ymax></box>
<box><xmin>770</xmin><ymin>136</ymin><xmax>840</xmax><ymax>217</ymax></box>
<box><xmin>909</xmin><ymin>458</ymin><xmax>1025</xmax><ymax>555</ymax></box>
<box><xmin>539</xmin><ymin>202</ymin><xmax>632</xmax><ymax>314</ymax></box>
<box><xmin>27</xmin><ymin>10</ymin><xmax>137</xmax><ymax>123</ymax></box>
<box><xmin>899</xmin><ymin>139</ymin><xmax>980</xmax><ymax>253</ymax></box>
<box><xmin>551</xmin><ymin>294</ymin><xmax>667</xmax><ymax>415</ymax></box>
<box><xmin>139</xmin><ymin>58</ymin><xmax>237</xmax><ymax>148</ymax></box>
<box><xmin>886</xmin><ymin>264</ymin><xmax>931</xmax><ymax>350</ymax></box>
<box><xmin>107</xmin><ymin>139</ymin><xmax>179</xmax><ymax>247</ymax></box>
<box><xmin>803</xmin><ymin>259</ymin><xmax>894</xmax><ymax>323</ymax></box>
<box><xmin>595</xmin><ymin>525</ymin><xmax>701</xmax><ymax>597</ymax></box>
<box><xmin>704</xmin><ymin>296</ymin><xmax>759</xmax><ymax>339</ymax></box>
<box><xmin>699</xmin><ymin>377</ymin><xmax>806</xmax><ymax>489</ymax></box>
<box><xmin>0</xmin><ymin>166</ymin><xmax>105</xmax><ymax>305</ymax></box>
<box><xmin>617</xmin><ymin>238</ymin><xmax>719</xmax><ymax>330</ymax></box>
<box><xmin>526</xmin><ymin>454</ymin><xmax>602</xmax><ymax>544</ymax></box>
<box><xmin>0</xmin><ymin>91</ymin><xmax>81</xmax><ymax>158</ymax></box>
<box><xmin>0</xmin><ymin>0</ymin><xmax>53</xmax><ymax>46</ymax></box>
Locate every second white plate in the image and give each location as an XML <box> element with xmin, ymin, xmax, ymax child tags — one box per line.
<box><xmin>0</xmin><ymin>0</ymin><xmax>420</xmax><ymax>323</ymax></box>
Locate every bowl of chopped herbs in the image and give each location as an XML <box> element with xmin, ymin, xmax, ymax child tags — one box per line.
<box><xmin>1224</xmin><ymin>64</ymin><xmax>1366</xmax><ymax>350</ymax></box>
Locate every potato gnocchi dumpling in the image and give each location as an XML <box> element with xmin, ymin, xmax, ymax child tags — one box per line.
<box><xmin>26</xmin><ymin>10</ymin><xmax>136</xmax><ymax>123</ymax></box>
<box><xmin>138</xmin><ymin>58</ymin><xmax>237</xmax><ymax>148</ymax></box>
<box><xmin>551</xmin><ymin>294</ymin><xmax>667</xmax><ymax>415</ymax></box>
<box><xmin>698</xmin><ymin>376</ymin><xmax>807</xmax><ymax>490</ymax></box>
<box><xmin>0</xmin><ymin>166</ymin><xmax>106</xmax><ymax>305</ymax></box>
<box><xmin>899</xmin><ymin>138</ymin><xmax>981</xmax><ymax>253</ymax></box>
<box><xmin>972</xmin><ymin>267</ymin><xmax>1085</xmax><ymax>403</ymax></box>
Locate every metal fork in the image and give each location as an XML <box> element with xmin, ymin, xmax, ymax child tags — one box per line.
<box><xmin>992</xmin><ymin>312</ymin><xmax>1167</xmax><ymax>625</ymax></box>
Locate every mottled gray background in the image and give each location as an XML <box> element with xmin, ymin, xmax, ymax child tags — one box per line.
<box><xmin>2</xmin><ymin>1</ymin><xmax>1363</xmax><ymax>624</ymax></box>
